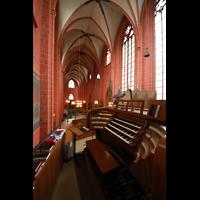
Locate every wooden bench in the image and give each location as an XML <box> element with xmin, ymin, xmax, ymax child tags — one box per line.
<box><xmin>86</xmin><ymin>139</ymin><xmax>119</xmax><ymax>176</ymax></box>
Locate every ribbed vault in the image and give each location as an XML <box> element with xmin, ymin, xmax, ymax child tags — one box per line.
<box><xmin>58</xmin><ymin>0</ymin><xmax>147</xmax><ymax>87</ymax></box>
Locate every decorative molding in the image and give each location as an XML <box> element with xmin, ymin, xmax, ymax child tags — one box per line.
<box><xmin>136</xmin><ymin>47</ymin><xmax>140</xmax><ymax>51</ymax></box>
<box><xmin>51</xmin><ymin>9</ymin><xmax>56</xmax><ymax>17</ymax></box>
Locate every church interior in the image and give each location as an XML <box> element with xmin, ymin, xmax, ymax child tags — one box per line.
<box><xmin>33</xmin><ymin>0</ymin><xmax>166</xmax><ymax>199</ymax></box>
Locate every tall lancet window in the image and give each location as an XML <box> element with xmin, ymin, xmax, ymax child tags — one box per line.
<box><xmin>155</xmin><ymin>0</ymin><xmax>166</xmax><ymax>100</ymax></box>
<box><xmin>106</xmin><ymin>49</ymin><xmax>111</xmax><ymax>65</ymax></box>
<box><xmin>69</xmin><ymin>94</ymin><xmax>74</xmax><ymax>100</ymax></box>
<box><xmin>122</xmin><ymin>25</ymin><xmax>135</xmax><ymax>92</ymax></box>
<box><xmin>68</xmin><ymin>79</ymin><xmax>75</xmax><ymax>88</ymax></box>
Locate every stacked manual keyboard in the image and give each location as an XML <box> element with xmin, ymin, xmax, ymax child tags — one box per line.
<box><xmin>104</xmin><ymin>118</ymin><xmax>143</xmax><ymax>145</ymax></box>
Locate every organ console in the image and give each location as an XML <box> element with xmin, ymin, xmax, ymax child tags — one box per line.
<box><xmin>85</xmin><ymin>99</ymin><xmax>166</xmax><ymax>200</ymax></box>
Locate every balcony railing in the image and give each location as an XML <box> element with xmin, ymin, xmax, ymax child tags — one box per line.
<box><xmin>33</xmin><ymin>113</ymin><xmax>87</xmax><ymax>153</ymax></box>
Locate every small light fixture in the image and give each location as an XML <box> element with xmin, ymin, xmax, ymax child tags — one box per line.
<box><xmin>94</xmin><ymin>101</ymin><xmax>98</xmax><ymax>104</ymax></box>
<box><xmin>71</xmin><ymin>101</ymin><xmax>75</xmax><ymax>105</ymax></box>
<box><xmin>76</xmin><ymin>100</ymin><xmax>82</xmax><ymax>107</ymax></box>
<box><xmin>144</xmin><ymin>0</ymin><xmax>150</xmax><ymax>58</ymax></box>
<box><xmin>145</xmin><ymin>47</ymin><xmax>150</xmax><ymax>57</ymax></box>
<box><xmin>108</xmin><ymin>102</ymin><xmax>113</xmax><ymax>106</ymax></box>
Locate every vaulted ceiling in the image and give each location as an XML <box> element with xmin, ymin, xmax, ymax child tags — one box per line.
<box><xmin>58</xmin><ymin>0</ymin><xmax>145</xmax><ymax>87</ymax></box>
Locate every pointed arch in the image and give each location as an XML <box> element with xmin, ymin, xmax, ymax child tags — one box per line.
<box><xmin>68</xmin><ymin>94</ymin><xmax>74</xmax><ymax>100</ymax></box>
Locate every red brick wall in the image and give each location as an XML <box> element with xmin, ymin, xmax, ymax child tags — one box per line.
<box><xmin>53</xmin><ymin>1</ymin><xmax>61</xmax><ymax>129</ymax></box>
<box><xmin>138</xmin><ymin>0</ymin><xmax>156</xmax><ymax>91</ymax></box>
<box><xmin>100</xmin><ymin>46</ymin><xmax>112</xmax><ymax>106</ymax></box>
<box><xmin>112</xmin><ymin>16</ymin><xmax>130</xmax><ymax>95</ymax></box>
<box><xmin>33</xmin><ymin>0</ymin><xmax>61</xmax><ymax>148</ymax></box>
<box><xmin>33</xmin><ymin>0</ymin><xmax>44</xmax><ymax>147</ymax></box>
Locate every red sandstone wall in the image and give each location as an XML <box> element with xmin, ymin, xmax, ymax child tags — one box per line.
<box><xmin>33</xmin><ymin>0</ymin><xmax>44</xmax><ymax>147</ymax></box>
<box><xmin>33</xmin><ymin>0</ymin><xmax>61</xmax><ymax>148</ymax></box>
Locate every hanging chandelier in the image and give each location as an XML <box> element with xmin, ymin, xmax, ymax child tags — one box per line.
<box><xmin>145</xmin><ymin>47</ymin><xmax>150</xmax><ymax>57</ymax></box>
<box><xmin>144</xmin><ymin>0</ymin><xmax>150</xmax><ymax>57</ymax></box>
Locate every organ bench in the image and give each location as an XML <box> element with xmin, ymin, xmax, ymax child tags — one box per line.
<box><xmin>86</xmin><ymin>139</ymin><xmax>119</xmax><ymax>175</ymax></box>
<box><xmin>85</xmin><ymin>99</ymin><xmax>166</xmax><ymax>200</ymax></box>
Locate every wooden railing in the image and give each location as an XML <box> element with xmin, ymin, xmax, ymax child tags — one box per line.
<box><xmin>33</xmin><ymin>113</ymin><xmax>87</xmax><ymax>153</ymax></box>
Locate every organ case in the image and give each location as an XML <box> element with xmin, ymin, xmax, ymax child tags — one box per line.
<box><xmin>86</xmin><ymin>100</ymin><xmax>166</xmax><ymax>200</ymax></box>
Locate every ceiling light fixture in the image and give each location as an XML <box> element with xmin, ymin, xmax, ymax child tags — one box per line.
<box><xmin>78</xmin><ymin>0</ymin><xmax>81</xmax><ymax>86</ymax></box>
<box><xmin>145</xmin><ymin>0</ymin><xmax>150</xmax><ymax>57</ymax></box>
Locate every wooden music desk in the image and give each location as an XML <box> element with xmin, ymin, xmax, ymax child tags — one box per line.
<box><xmin>68</xmin><ymin>125</ymin><xmax>89</xmax><ymax>167</ymax></box>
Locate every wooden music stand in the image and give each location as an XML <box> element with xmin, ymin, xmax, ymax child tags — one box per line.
<box><xmin>67</xmin><ymin>125</ymin><xmax>90</xmax><ymax>167</ymax></box>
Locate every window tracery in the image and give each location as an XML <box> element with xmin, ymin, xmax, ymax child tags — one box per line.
<box><xmin>122</xmin><ymin>25</ymin><xmax>135</xmax><ymax>92</ymax></box>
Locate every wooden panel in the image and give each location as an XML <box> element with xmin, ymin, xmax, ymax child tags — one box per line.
<box><xmin>122</xmin><ymin>90</ymin><xmax>132</xmax><ymax>100</ymax></box>
<box><xmin>131</xmin><ymin>90</ymin><xmax>137</xmax><ymax>100</ymax></box>
<box><xmin>147</xmin><ymin>90</ymin><xmax>156</xmax><ymax>109</ymax></box>
<box><xmin>68</xmin><ymin>125</ymin><xmax>86</xmax><ymax>136</ymax></box>
<box><xmin>84</xmin><ymin>156</ymin><xmax>107</xmax><ymax>200</ymax></box>
<box><xmin>137</xmin><ymin>91</ymin><xmax>147</xmax><ymax>108</ymax></box>
<box><xmin>33</xmin><ymin>133</ymin><xmax>65</xmax><ymax>200</ymax></box>
<box><xmin>86</xmin><ymin>139</ymin><xmax>119</xmax><ymax>175</ymax></box>
<box><xmin>129</xmin><ymin>152</ymin><xmax>154</xmax><ymax>198</ymax></box>
<box><xmin>151</xmin><ymin>136</ymin><xmax>166</xmax><ymax>200</ymax></box>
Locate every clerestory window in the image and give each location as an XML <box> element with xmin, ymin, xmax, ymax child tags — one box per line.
<box><xmin>155</xmin><ymin>0</ymin><xmax>166</xmax><ymax>100</ymax></box>
<box><xmin>68</xmin><ymin>79</ymin><xmax>75</xmax><ymax>88</ymax></box>
<box><xmin>122</xmin><ymin>25</ymin><xmax>135</xmax><ymax>92</ymax></box>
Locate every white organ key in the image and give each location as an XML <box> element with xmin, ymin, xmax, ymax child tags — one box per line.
<box><xmin>114</xmin><ymin>118</ymin><xmax>142</xmax><ymax>129</ymax></box>
<box><xmin>112</xmin><ymin>121</ymin><xmax>139</xmax><ymax>134</ymax></box>
<box><xmin>109</xmin><ymin>123</ymin><xmax>136</xmax><ymax>139</ymax></box>
<box><xmin>104</xmin><ymin>126</ymin><xmax>133</xmax><ymax>144</ymax></box>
